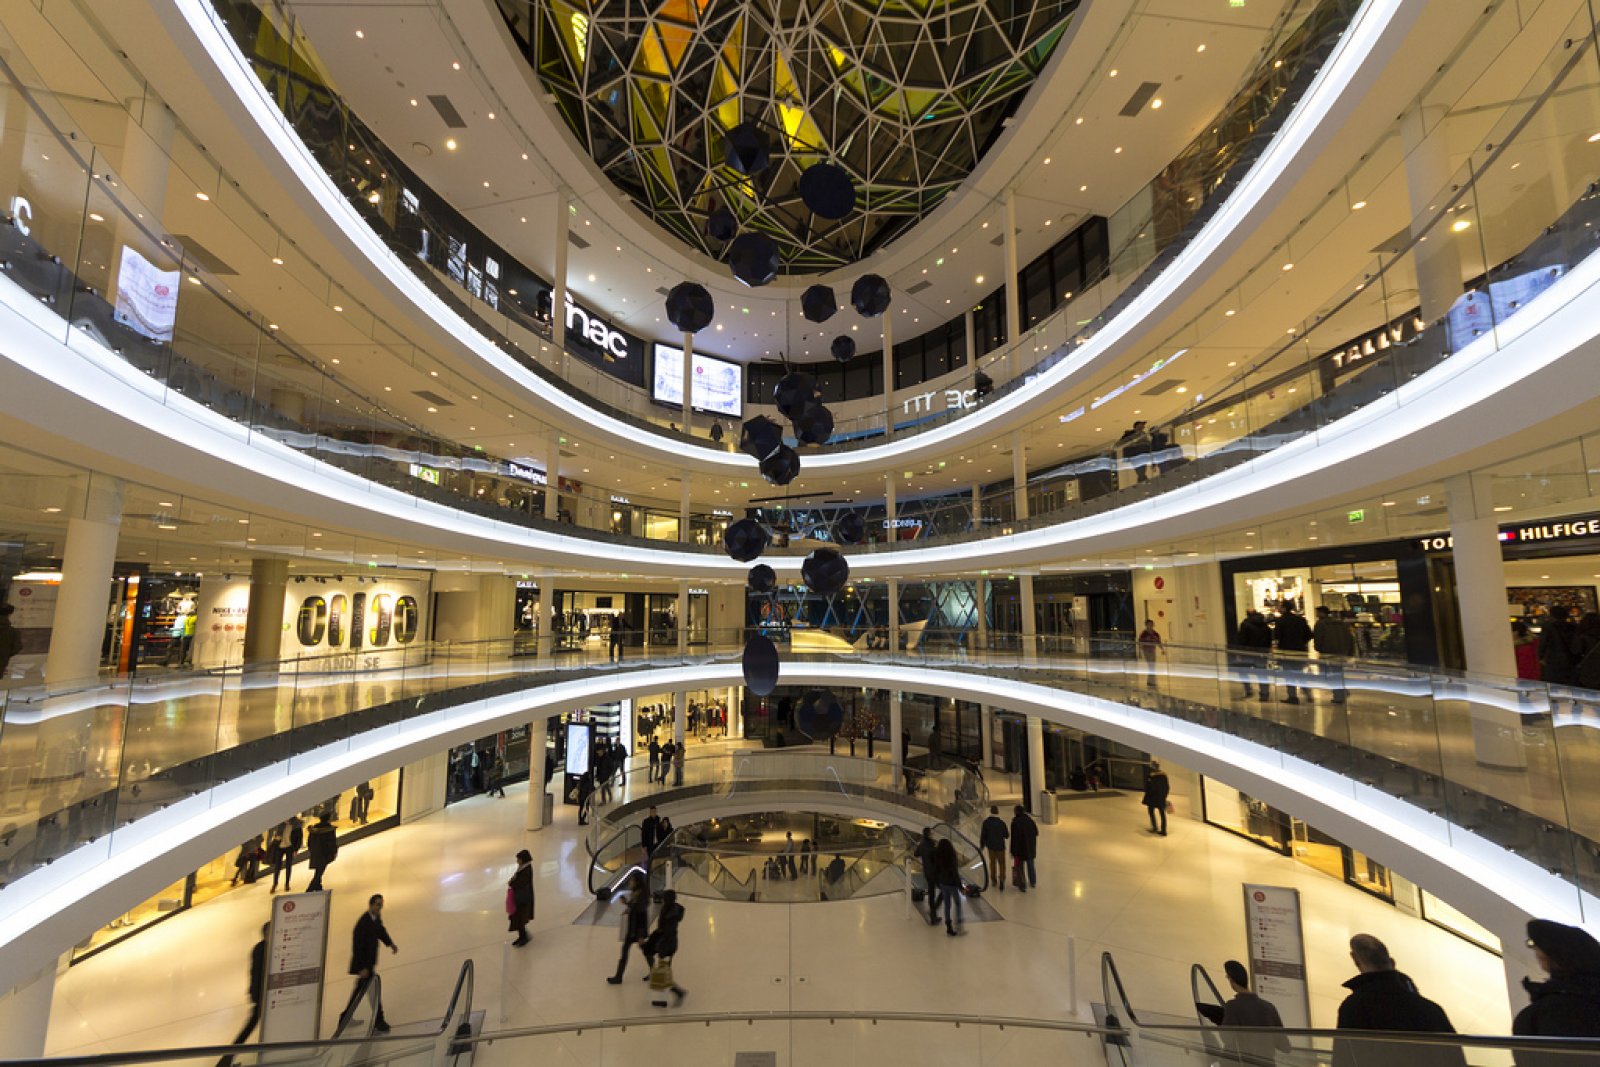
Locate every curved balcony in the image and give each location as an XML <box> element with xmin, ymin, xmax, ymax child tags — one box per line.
<box><xmin>2</xmin><ymin>631</ymin><xmax>1595</xmax><ymax>992</ymax></box>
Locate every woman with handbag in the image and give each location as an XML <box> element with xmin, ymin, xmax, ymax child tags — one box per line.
<box><xmin>642</xmin><ymin>889</ymin><xmax>687</xmax><ymax>1006</ymax></box>
<box><xmin>507</xmin><ymin>849</ymin><xmax>535</xmax><ymax>947</ymax></box>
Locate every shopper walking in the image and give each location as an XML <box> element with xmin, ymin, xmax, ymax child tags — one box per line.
<box><xmin>642</xmin><ymin>889</ymin><xmax>688</xmax><ymax>1006</ymax></box>
<box><xmin>914</xmin><ymin>827</ymin><xmax>941</xmax><ymax>923</ymax></box>
<box><xmin>487</xmin><ymin>754</ymin><xmax>507</xmax><ymax>799</ymax></box>
<box><xmin>231</xmin><ymin>834</ymin><xmax>262</xmax><ymax>887</ymax></box>
<box><xmin>1273</xmin><ymin>608</ymin><xmax>1315</xmax><ymax>704</ymax></box>
<box><xmin>782</xmin><ymin>831</ymin><xmax>798</xmax><ymax>880</ymax></box>
<box><xmin>979</xmin><ymin>805</ymin><xmax>1009</xmax><ymax>892</ymax></box>
<box><xmin>1333</xmin><ymin>934</ymin><xmax>1462</xmax><ymax>1067</ymax></box>
<box><xmin>1513</xmin><ymin>919</ymin><xmax>1600</xmax><ymax>1065</ymax></box>
<box><xmin>507</xmin><ymin>849</ymin><xmax>535</xmax><ymax>947</ymax></box>
<box><xmin>933</xmin><ymin>838</ymin><xmax>964</xmax><ymax>936</ymax></box>
<box><xmin>648</xmin><ymin>737</ymin><xmax>661</xmax><ymax>783</ymax></box>
<box><xmin>1142</xmin><ymin>761</ymin><xmax>1171</xmax><ymax>836</ymax></box>
<box><xmin>220</xmin><ymin>921</ymin><xmax>271</xmax><ymax>1066</ymax></box>
<box><xmin>1313</xmin><ymin>607</ymin><xmax>1356</xmax><ymax>704</ymax></box>
<box><xmin>640</xmin><ymin>806</ymin><xmax>666</xmax><ymax>856</ymax></box>
<box><xmin>0</xmin><ymin>604</ymin><xmax>21</xmax><ymax>678</ymax></box>
<box><xmin>1136</xmin><ymin>619</ymin><xmax>1164</xmax><ymax>689</ymax></box>
<box><xmin>263</xmin><ymin>825</ymin><xmax>287</xmax><ymax>891</ymax></box>
<box><xmin>1235</xmin><ymin>609</ymin><xmax>1275</xmax><ymax>701</ymax></box>
<box><xmin>1009</xmin><ymin>805</ymin><xmax>1039</xmax><ymax>891</ymax></box>
<box><xmin>606</xmin><ymin>874</ymin><xmax>652</xmax><ymax>984</ymax></box>
<box><xmin>306</xmin><ymin>812</ymin><xmax>338</xmax><ymax>891</ymax></box>
<box><xmin>577</xmin><ymin>768</ymin><xmax>595</xmax><ymax>826</ymax></box>
<box><xmin>342</xmin><ymin>895</ymin><xmax>398</xmax><ymax>1033</ymax></box>
<box><xmin>1540</xmin><ymin>607</ymin><xmax>1579</xmax><ymax>686</ymax></box>
<box><xmin>671</xmin><ymin>742</ymin><xmax>685</xmax><ymax>786</ymax></box>
<box><xmin>1513</xmin><ymin>621</ymin><xmax>1542</xmax><ymax>681</ymax></box>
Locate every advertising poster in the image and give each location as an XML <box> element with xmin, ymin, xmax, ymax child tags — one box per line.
<box><xmin>1242</xmin><ymin>883</ymin><xmax>1311</xmax><ymax>1029</ymax></box>
<box><xmin>261</xmin><ymin>891</ymin><xmax>331</xmax><ymax>1046</ymax></box>
<box><xmin>652</xmin><ymin>343</ymin><xmax>743</xmax><ymax>417</ymax></box>
<box><xmin>112</xmin><ymin>246</ymin><xmax>180</xmax><ymax>343</ymax></box>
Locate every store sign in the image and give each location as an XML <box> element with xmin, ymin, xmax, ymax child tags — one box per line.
<box><xmin>1242</xmin><ymin>884</ymin><xmax>1311</xmax><ymax>1030</ymax></box>
<box><xmin>1418</xmin><ymin>513</ymin><xmax>1600</xmax><ymax>552</ymax></box>
<box><xmin>711</xmin><ymin>508</ymin><xmax>734</xmax><ymax>517</ymax></box>
<box><xmin>688</xmin><ymin>587</ymin><xmax>709</xmax><ymax>596</ymax></box>
<box><xmin>507</xmin><ymin>462</ymin><xmax>547</xmax><ymax>486</ymax></box>
<box><xmin>882</xmin><ymin>518</ymin><xmax>925</xmax><ymax>530</ymax></box>
<box><xmin>565</xmin><ymin>294</ymin><xmax>629</xmax><ymax>360</ymax></box>
<box><xmin>610</xmin><ymin>494</ymin><xmax>631</xmax><ymax>504</ymax></box>
<box><xmin>407</xmin><ymin>463</ymin><xmax>441</xmax><ymax>485</ymax></box>
<box><xmin>10</xmin><ymin>195</ymin><xmax>31</xmax><ymax>236</ymax></box>
<box><xmin>1328</xmin><ymin>313</ymin><xmax>1426</xmax><ymax>374</ymax></box>
<box><xmin>902</xmin><ymin>387</ymin><xmax>979</xmax><ymax>416</ymax></box>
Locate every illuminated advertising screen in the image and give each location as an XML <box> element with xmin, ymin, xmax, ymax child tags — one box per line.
<box><xmin>565</xmin><ymin>723</ymin><xmax>591</xmax><ymax>776</ymax></box>
<box><xmin>652</xmin><ymin>343</ymin><xmax>743</xmax><ymax>418</ymax></box>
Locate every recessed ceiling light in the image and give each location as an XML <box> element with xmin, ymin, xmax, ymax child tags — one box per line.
<box><xmin>588</xmin><ymin>273</ymin><xmax>596</xmax><ymax>282</ymax></box>
<box><xmin>410</xmin><ymin>98</ymin><xmax>418</xmax><ymax>107</ymax></box>
<box><xmin>1080</xmin><ymin>184</ymin><xmax>1088</xmax><ymax>192</ymax></box>
<box><xmin>975</xmin><ymin>275</ymin><xmax>985</xmax><ymax>284</ymax></box>
<box><xmin>1351</xmin><ymin>200</ymin><xmax>1367</xmax><ymax>210</ymax></box>
<box><xmin>1225</xmin><ymin>309</ymin><xmax>1236</xmax><ymax>316</ymax></box>
<box><xmin>355</xmin><ymin>29</ymin><xmax>364</xmax><ymax>38</ymax></box>
<box><xmin>1075</xmin><ymin>116</ymin><xmax>1084</xmax><ymax>125</ymax></box>
<box><xmin>452</xmin><ymin>61</ymin><xmax>461</xmax><ymax>70</ymax></box>
<box><xmin>1114</xmin><ymin>146</ymin><xmax>1123</xmax><ymax>154</ymax></box>
<box><xmin>1588</xmin><ymin>132</ymin><xmax>1600</xmax><ymax>143</ymax></box>
<box><xmin>1150</xmin><ymin>99</ymin><xmax>1162</xmax><ymax>109</ymax></box>
<box><xmin>194</xmin><ymin>191</ymin><xmax>209</xmax><ymax>201</ymax></box>
<box><xmin>446</xmin><ymin>138</ymin><xmax>458</xmax><ymax>151</ymax></box>
<box><xmin>1281</xmin><ymin>262</ymin><xmax>1294</xmax><ymax>271</ymax></box>
<box><xmin>1451</xmin><ymin>218</ymin><xmax>1472</xmax><ymax>232</ymax></box>
<box><xmin>1043</xmin><ymin>157</ymin><xmax>1052</xmax><ymax>164</ymax></box>
<box><xmin>1197</xmin><ymin>43</ymin><xmax>1207</xmax><ymax>53</ymax></box>
<box><xmin>1109</xmin><ymin>68</ymin><xmax>1119</xmax><ymax>77</ymax></box>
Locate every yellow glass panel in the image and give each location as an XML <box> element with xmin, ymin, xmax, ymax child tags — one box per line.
<box><xmin>568</xmin><ymin>10</ymin><xmax>589</xmax><ymax>63</ymax></box>
<box><xmin>722</xmin><ymin>19</ymin><xmax>744</xmax><ymax>77</ymax></box>
<box><xmin>828</xmin><ymin>45</ymin><xmax>848</xmax><ymax>69</ymax></box>
<box><xmin>659</xmin><ymin>0</ymin><xmax>695</xmax><ymax>26</ymax></box>
<box><xmin>632</xmin><ymin>84</ymin><xmax>664</xmax><ymax>142</ymax></box>
<box><xmin>640</xmin><ymin>26</ymin><xmax>669</xmax><ymax>77</ymax></box>
<box><xmin>658</xmin><ymin>19</ymin><xmax>693</xmax><ymax>69</ymax></box>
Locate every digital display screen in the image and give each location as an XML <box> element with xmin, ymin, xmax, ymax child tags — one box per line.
<box><xmin>565</xmin><ymin>723</ymin><xmax>591</xmax><ymax>776</ymax></box>
<box><xmin>652</xmin><ymin>343</ymin><xmax>743</xmax><ymax>418</ymax></box>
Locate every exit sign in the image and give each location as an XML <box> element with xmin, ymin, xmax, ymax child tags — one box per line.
<box><xmin>1347</xmin><ymin>509</ymin><xmax>1366</xmax><ymax>524</ymax></box>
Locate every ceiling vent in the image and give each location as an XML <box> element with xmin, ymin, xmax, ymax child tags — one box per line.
<box><xmin>1140</xmin><ymin>379</ymin><xmax>1186</xmax><ymax>396</ymax></box>
<box><xmin>568</xmin><ymin>231</ymin><xmax>591</xmax><ymax>249</ymax></box>
<box><xmin>412</xmin><ymin>390</ymin><xmax>453</xmax><ymax>406</ymax></box>
<box><xmin>656</xmin><ymin>286</ymin><xmax>672</xmax><ymax>296</ymax></box>
<box><xmin>428</xmin><ymin>95</ymin><xmax>468</xmax><ymax>129</ymax></box>
<box><xmin>1118</xmin><ymin>82</ymin><xmax>1162</xmax><ymax>117</ymax></box>
<box><xmin>169</xmin><ymin>235</ymin><xmax>237</xmax><ymax>275</ymax></box>
<box><xmin>905</xmin><ymin>280</ymin><xmax>932</xmax><ymax>294</ymax></box>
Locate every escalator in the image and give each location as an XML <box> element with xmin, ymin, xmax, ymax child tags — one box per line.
<box><xmin>587</xmin><ymin>823</ymin><xmax>647</xmax><ymax>900</ymax></box>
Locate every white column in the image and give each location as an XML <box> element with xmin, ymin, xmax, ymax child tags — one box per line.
<box><xmin>885</xmin><ymin>475</ymin><xmax>900</xmax><ymax>655</ymax></box>
<box><xmin>0</xmin><ymin>960</ymin><xmax>58</xmax><ymax>1059</ymax></box>
<box><xmin>1026</xmin><ymin>715</ymin><xmax>1047</xmax><ymax>811</ymax></box>
<box><xmin>673</xmin><ymin>689</ymin><xmax>687</xmax><ymax>747</ymax></box>
<box><xmin>881</xmin><ymin>311</ymin><xmax>895</xmax><ymax>440</ymax></box>
<box><xmin>979</xmin><ymin>704</ymin><xmax>994</xmax><ymax>770</ymax></box>
<box><xmin>471</xmin><ymin>574</ymin><xmax>515</xmax><ymax>646</ymax></box>
<box><xmin>544</xmin><ymin>429</ymin><xmax>560</xmax><ymax>522</ymax></box>
<box><xmin>1445</xmin><ymin>473</ymin><xmax>1525</xmax><ymax>769</ymax></box>
<box><xmin>679</xmin><ymin>475</ymin><xmax>692</xmax><ymax>544</ymax></box>
<box><xmin>890</xmin><ymin>690</ymin><xmax>904</xmax><ymax>780</ymax></box>
<box><xmin>536</xmin><ymin>572</ymin><xmax>555</xmax><ymax>659</ymax></box>
<box><xmin>552</xmin><ymin>187</ymin><xmax>570</xmax><ymax>360</ymax></box>
<box><xmin>970</xmin><ymin>482</ymin><xmax>982</xmax><ymax>531</ymax></box>
<box><xmin>1003</xmin><ymin>190</ymin><xmax>1021</xmax><ymax>346</ymax></box>
<box><xmin>45</xmin><ymin>475</ymin><xmax>123</xmax><ymax>687</ymax></box>
<box><xmin>526</xmin><ymin>715</ymin><xmax>549</xmax><ymax>830</ymax></box>
<box><xmin>241</xmin><ymin>557</ymin><xmax>289</xmax><ymax>666</ymax></box>
<box><xmin>1011</xmin><ymin>432</ymin><xmax>1035</xmax><ymax>660</ymax></box>
<box><xmin>676</xmin><ymin>580</ymin><xmax>689</xmax><ymax>656</ymax></box>
<box><xmin>681</xmin><ymin>330</ymin><xmax>694</xmax><ymax>431</ymax></box>
<box><xmin>1011</xmin><ymin>430</ymin><xmax>1029</xmax><ymax>520</ymax></box>
<box><xmin>1020</xmin><ymin>575</ymin><xmax>1038</xmax><ymax>661</ymax></box>
<box><xmin>976</xmin><ymin>577</ymin><xmax>989</xmax><ymax>650</ymax></box>
<box><xmin>1400</xmin><ymin>106</ymin><xmax>1463</xmax><ymax>322</ymax></box>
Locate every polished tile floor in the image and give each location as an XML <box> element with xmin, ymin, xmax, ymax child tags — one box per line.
<box><xmin>43</xmin><ymin>756</ymin><xmax>1513</xmax><ymax>1064</ymax></box>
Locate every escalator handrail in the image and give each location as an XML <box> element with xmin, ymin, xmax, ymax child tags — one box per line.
<box><xmin>930</xmin><ymin>820</ymin><xmax>988</xmax><ymax>892</ymax></box>
<box><xmin>1190</xmin><ymin>962</ymin><xmax>1226</xmax><ymax>1024</ymax></box>
<box><xmin>1100</xmin><ymin>950</ymin><xmax>1140</xmax><ymax>1029</ymax></box>
<box><xmin>586</xmin><ymin>823</ymin><xmax>646</xmax><ymax>897</ymax></box>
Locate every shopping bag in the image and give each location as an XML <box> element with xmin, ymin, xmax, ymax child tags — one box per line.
<box><xmin>649</xmin><ymin>957</ymin><xmax>674</xmax><ymax>991</ymax></box>
<box><xmin>1165</xmin><ymin>801</ymin><xmax>1175</xmax><ymax>814</ymax></box>
<box><xmin>505</xmin><ymin>887</ymin><xmax>517</xmax><ymax>915</ymax></box>
<box><xmin>1011</xmin><ymin>860</ymin><xmax>1023</xmax><ymax>888</ymax></box>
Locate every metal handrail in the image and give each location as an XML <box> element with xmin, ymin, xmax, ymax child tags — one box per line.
<box><xmin>1190</xmin><ymin>961</ymin><xmax>1226</xmax><ymax>1025</ymax></box>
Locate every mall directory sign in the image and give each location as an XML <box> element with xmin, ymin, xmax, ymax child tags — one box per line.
<box><xmin>1242</xmin><ymin>883</ymin><xmax>1311</xmax><ymax>1029</ymax></box>
<box><xmin>261</xmin><ymin>891</ymin><xmax>332</xmax><ymax>1045</ymax></box>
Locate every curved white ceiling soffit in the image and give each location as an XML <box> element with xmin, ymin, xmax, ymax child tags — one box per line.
<box><xmin>149</xmin><ymin>0</ymin><xmax>1420</xmax><ymax>480</ymax></box>
<box><xmin>0</xmin><ymin>659</ymin><xmax>1583</xmax><ymax>992</ymax></box>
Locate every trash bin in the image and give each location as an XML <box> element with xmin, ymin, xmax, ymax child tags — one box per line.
<box><xmin>542</xmin><ymin>791</ymin><xmax>554</xmax><ymax>825</ymax></box>
<box><xmin>1037</xmin><ymin>789</ymin><xmax>1059</xmax><ymax>825</ymax></box>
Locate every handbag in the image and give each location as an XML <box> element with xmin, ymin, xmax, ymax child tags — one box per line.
<box><xmin>505</xmin><ymin>887</ymin><xmax>517</xmax><ymax>915</ymax></box>
<box><xmin>1165</xmin><ymin>801</ymin><xmax>1175</xmax><ymax>814</ymax></box>
<box><xmin>649</xmin><ymin>957</ymin><xmax>674</xmax><ymax>991</ymax></box>
<box><xmin>1011</xmin><ymin>859</ymin><xmax>1023</xmax><ymax>888</ymax></box>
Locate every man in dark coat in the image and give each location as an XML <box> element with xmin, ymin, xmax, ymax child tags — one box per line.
<box><xmin>1009</xmin><ymin>805</ymin><xmax>1039</xmax><ymax>891</ymax></box>
<box><xmin>343</xmin><ymin>894</ymin><xmax>399</xmax><ymax>1033</ymax></box>
<box><xmin>913</xmin><ymin>827</ymin><xmax>941</xmax><ymax>923</ymax></box>
<box><xmin>1273</xmin><ymin>608</ymin><xmax>1315</xmax><ymax>704</ymax></box>
<box><xmin>222</xmin><ymin>921</ymin><xmax>271</xmax><ymax>1065</ymax></box>
<box><xmin>1540</xmin><ymin>607</ymin><xmax>1579</xmax><ymax>686</ymax></box>
<box><xmin>1333</xmin><ymin>934</ymin><xmax>1463</xmax><ymax>1067</ymax></box>
<box><xmin>640</xmin><ymin>806</ymin><xmax>666</xmax><ymax>856</ymax></box>
<box><xmin>1513</xmin><ymin>919</ymin><xmax>1600</xmax><ymax>1066</ymax></box>
<box><xmin>306</xmin><ymin>812</ymin><xmax>338</xmax><ymax>892</ymax></box>
<box><xmin>507</xmin><ymin>849</ymin><xmax>534</xmax><ymax>947</ymax></box>
<box><xmin>642</xmin><ymin>889</ymin><xmax>687</xmax><ymax>1006</ymax></box>
<box><xmin>1234</xmin><ymin>610</ymin><xmax>1275</xmax><ymax>701</ymax></box>
<box><xmin>979</xmin><ymin>805</ymin><xmax>1009</xmax><ymax>892</ymax></box>
<box><xmin>1142</xmin><ymin>762</ymin><xmax>1171</xmax><ymax>836</ymax></box>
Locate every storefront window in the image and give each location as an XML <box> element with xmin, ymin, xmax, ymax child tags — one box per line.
<box><xmin>1231</xmin><ymin>560</ymin><xmax>1409</xmax><ymax>661</ymax></box>
<box><xmin>1201</xmin><ymin>776</ymin><xmax>1292</xmax><ymax>854</ymax></box>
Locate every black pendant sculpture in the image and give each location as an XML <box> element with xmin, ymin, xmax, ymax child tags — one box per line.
<box><xmin>723</xmin><ymin>122</ymin><xmax>772</xmax><ymax>176</ymax></box>
<box><xmin>792</xmin><ymin>401</ymin><xmax>834</xmax><ymax>446</ymax></box>
<box><xmin>773</xmin><ymin>372</ymin><xmax>818</xmax><ymax>419</ymax></box>
<box><xmin>724</xmin><ymin>518</ymin><xmax>770</xmax><ymax>562</ymax></box>
<box><xmin>665</xmin><ymin>282</ymin><xmax>715</xmax><ymax>333</ymax></box>
<box><xmin>974</xmin><ymin>370</ymin><xmax>994</xmax><ymax>398</ymax></box>
<box><xmin>706</xmin><ymin>206</ymin><xmax>737</xmax><ymax>243</ymax></box>
<box><xmin>747</xmin><ymin>563</ymin><xmax>777</xmax><ymax>592</ymax></box>
<box><xmin>837</xmin><ymin>511</ymin><xmax>866</xmax><ymax>544</ymax></box>
<box><xmin>797</xmin><ymin>688</ymin><xmax>845</xmax><ymax>741</ymax></box>
<box><xmin>801</xmin><ymin>285</ymin><xmax>836</xmax><ymax>323</ymax></box>
<box><xmin>851</xmin><ymin>274</ymin><xmax>891</xmax><ymax>317</ymax></box>
<box><xmin>729</xmin><ymin>232</ymin><xmax>780</xmax><ymax>288</ymax></box>
<box><xmin>831</xmin><ymin>336</ymin><xmax>856</xmax><ymax>363</ymax></box>
<box><xmin>742</xmin><ymin>634</ymin><xmax>780</xmax><ymax>696</ymax></box>
<box><xmin>801</xmin><ymin>547</ymin><xmax>850</xmax><ymax>595</ymax></box>
<box><xmin>759</xmin><ymin>444</ymin><xmax>801</xmax><ymax>486</ymax></box>
<box><xmin>798</xmin><ymin>162</ymin><xmax>856</xmax><ymax>220</ymax></box>
<box><xmin>738</xmin><ymin>415</ymin><xmax>784</xmax><ymax>460</ymax></box>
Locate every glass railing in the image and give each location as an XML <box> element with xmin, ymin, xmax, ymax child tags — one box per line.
<box><xmin>9</xmin><ymin>628</ymin><xmax>1599</xmax><ymax>920</ymax></box>
<box><xmin>210</xmin><ymin>0</ymin><xmax>1352</xmax><ymax>449</ymax></box>
<box><xmin>583</xmin><ymin>749</ymin><xmax>990</xmax><ymax>853</ymax></box>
